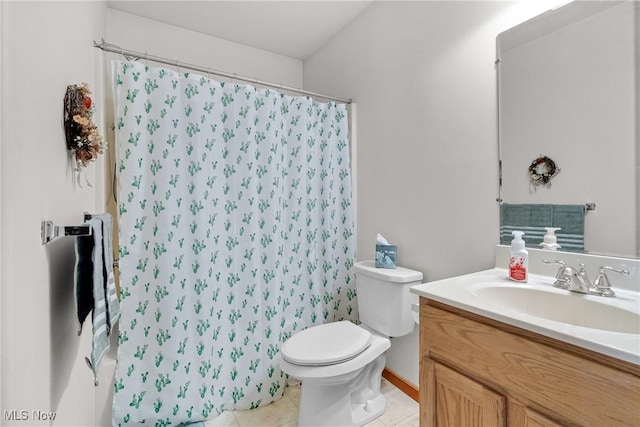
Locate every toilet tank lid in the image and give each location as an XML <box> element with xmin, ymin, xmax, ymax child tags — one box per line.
<box><xmin>354</xmin><ymin>261</ymin><xmax>423</xmax><ymax>283</ymax></box>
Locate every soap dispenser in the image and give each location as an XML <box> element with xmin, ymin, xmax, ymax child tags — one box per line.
<box><xmin>539</xmin><ymin>227</ymin><xmax>561</xmax><ymax>250</ymax></box>
<box><xmin>509</xmin><ymin>231</ymin><xmax>528</xmax><ymax>282</ymax></box>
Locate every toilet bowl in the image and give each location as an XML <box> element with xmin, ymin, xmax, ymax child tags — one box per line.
<box><xmin>279</xmin><ymin>261</ymin><xmax>423</xmax><ymax>427</ymax></box>
<box><xmin>280</xmin><ymin>321</ymin><xmax>390</xmax><ymax>427</ymax></box>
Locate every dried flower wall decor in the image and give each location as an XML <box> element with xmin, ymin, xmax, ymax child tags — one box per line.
<box><xmin>64</xmin><ymin>83</ymin><xmax>104</xmax><ymax>186</ymax></box>
<box><xmin>529</xmin><ymin>155</ymin><xmax>560</xmax><ymax>191</ymax></box>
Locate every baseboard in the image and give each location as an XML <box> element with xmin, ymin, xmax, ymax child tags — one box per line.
<box><xmin>382</xmin><ymin>368</ymin><xmax>419</xmax><ymax>402</ymax></box>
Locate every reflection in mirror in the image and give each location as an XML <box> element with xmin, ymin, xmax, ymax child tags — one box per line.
<box><xmin>497</xmin><ymin>1</ymin><xmax>639</xmax><ymax>259</ymax></box>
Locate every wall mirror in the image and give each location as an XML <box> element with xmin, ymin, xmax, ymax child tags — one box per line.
<box><xmin>497</xmin><ymin>1</ymin><xmax>639</xmax><ymax>259</ymax></box>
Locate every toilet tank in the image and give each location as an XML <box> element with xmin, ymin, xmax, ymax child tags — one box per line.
<box><xmin>354</xmin><ymin>261</ymin><xmax>423</xmax><ymax>337</ymax></box>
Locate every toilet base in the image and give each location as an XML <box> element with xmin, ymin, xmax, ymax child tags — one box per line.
<box><xmin>297</xmin><ymin>354</ymin><xmax>387</xmax><ymax>427</ymax></box>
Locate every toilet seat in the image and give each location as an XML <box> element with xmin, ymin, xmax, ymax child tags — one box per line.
<box><xmin>281</xmin><ymin>321</ymin><xmax>373</xmax><ymax>366</ymax></box>
<box><xmin>280</xmin><ymin>332</ymin><xmax>390</xmax><ymax>381</ymax></box>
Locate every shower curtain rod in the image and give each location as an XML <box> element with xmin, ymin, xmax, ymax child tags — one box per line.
<box><xmin>94</xmin><ymin>40</ymin><xmax>352</xmax><ymax>104</ymax></box>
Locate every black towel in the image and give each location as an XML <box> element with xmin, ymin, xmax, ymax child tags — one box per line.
<box><xmin>75</xmin><ymin>228</ymin><xmax>95</xmax><ymax>334</ymax></box>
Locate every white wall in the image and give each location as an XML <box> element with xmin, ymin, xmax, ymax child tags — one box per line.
<box><xmin>1</xmin><ymin>2</ymin><xmax>107</xmax><ymax>426</ymax></box>
<box><xmin>106</xmin><ymin>9</ymin><xmax>303</xmax><ymax>90</ymax></box>
<box><xmin>304</xmin><ymin>0</ymin><xmax>565</xmax><ymax>387</ymax></box>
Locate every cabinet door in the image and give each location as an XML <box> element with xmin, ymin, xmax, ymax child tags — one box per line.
<box><xmin>434</xmin><ymin>362</ymin><xmax>505</xmax><ymax>427</ymax></box>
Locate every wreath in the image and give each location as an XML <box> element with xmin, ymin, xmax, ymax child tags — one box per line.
<box><xmin>529</xmin><ymin>155</ymin><xmax>559</xmax><ymax>189</ymax></box>
<box><xmin>64</xmin><ymin>83</ymin><xmax>104</xmax><ymax>185</ymax></box>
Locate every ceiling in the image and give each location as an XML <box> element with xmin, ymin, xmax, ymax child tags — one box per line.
<box><xmin>107</xmin><ymin>1</ymin><xmax>374</xmax><ymax>60</ymax></box>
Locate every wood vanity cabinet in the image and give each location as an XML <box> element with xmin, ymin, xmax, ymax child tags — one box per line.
<box><xmin>419</xmin><ymin>299</ymin><xmax>640</xmax><ymax>427</ymax></box>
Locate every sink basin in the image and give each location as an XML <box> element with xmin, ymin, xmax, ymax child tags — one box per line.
<box><xmin>470</xmin><ymin>283</ymin><xmax>640</xmax><ymax>334</ymax></box>
<box><xmin>411</xmin><ymin>268</ymin><xmax>640</xmax><ymax>365</ymax></box>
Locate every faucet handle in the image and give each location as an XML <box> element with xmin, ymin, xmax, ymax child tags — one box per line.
<box><xmin>543</xmin><ymin>259</ymin><xmax>566</xmax><ymax>266</ymax></box>
<box><xmin>598</xmin><ymin>266</ymin><xmax>630</xmax><ymax>276</ymax></box>
<box><xmin>543</xmin><ymin>260</ymin><xmax>574</xmax><ymax>289</ymax></box>
<box><xmin>593</xmin><ymin>266</ymin><xmax>629</xmax><ymax>297</ymax></box>
<box><xmin>543</xmin><ymin>259</ymin><xmax>567</xmax><ymax>278</ymax></box>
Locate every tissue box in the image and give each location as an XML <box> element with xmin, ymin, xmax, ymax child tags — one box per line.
<box><xmin>375</xmin><ymin>244</ymin><xmax>397</xmax><ymax>269</ymax></box>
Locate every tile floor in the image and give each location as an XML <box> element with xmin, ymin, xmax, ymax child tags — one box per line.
<box><xmin>204</xmin><ymin>378</ymin><xmax>419</xmax><ymax>427</ymax></box>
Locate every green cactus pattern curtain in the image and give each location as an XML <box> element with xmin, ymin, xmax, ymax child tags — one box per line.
<box><xmin>111</xmin><ymin>61</ymin><xmax>356</xmax><ymax>426</ymax></box>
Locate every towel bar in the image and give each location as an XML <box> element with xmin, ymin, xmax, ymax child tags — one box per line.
<box><xmin>497</xmin><ymin>200</ymin><xmax>596</xmax><ymax>212</ymax></box>
<box><xmin>41</xmin><ymin>220</ymin><xmax>92</xmax><ymax>245</ymax></box>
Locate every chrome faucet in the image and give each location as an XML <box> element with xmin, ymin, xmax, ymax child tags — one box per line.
<box><xmin>543</xmin><ymin>260</ymin><xmax>629</xmax><ymax>297</ymax></box>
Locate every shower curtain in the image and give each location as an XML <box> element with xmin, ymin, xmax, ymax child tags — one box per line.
<box><xmin>111</xmin><ymin>61</ymin><xmax>356</xmax><ymax>426</ymax></box>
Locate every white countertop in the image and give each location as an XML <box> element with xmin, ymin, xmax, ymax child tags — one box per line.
<box><xmin>411</xmin><ymin>268</ymin><xmax>640</xmax><ymax>365</ymax></box>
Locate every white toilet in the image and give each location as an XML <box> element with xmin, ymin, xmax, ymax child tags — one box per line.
<box><xmin>279</xmin><ymin>260</ymin><xmax>423</xmax><ymax>427</ymax></box>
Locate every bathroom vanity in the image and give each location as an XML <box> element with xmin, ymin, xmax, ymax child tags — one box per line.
<box><xmin>411</xmin><ymin>247</ymin><xmax>640</xmax><ymax>427</ymax></box>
